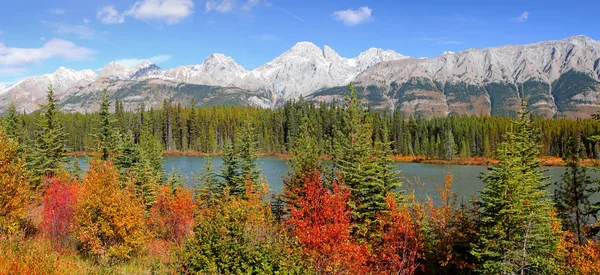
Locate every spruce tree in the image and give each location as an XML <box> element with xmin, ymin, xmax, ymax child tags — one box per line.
<box><xmin>235</xmin><ymin>122</ymin><xmax>261</xmax><ymax>186</ymax></box>
<box><xmin>282</xmin><ymin>116</ymin><xmax>321</xmax><ymax>209</ymax></box>
<box><xmin>334</xmin><ymin>84</ymin><xmax>387</xmax><ymax>237</ymax></box>
<box><xmin>195</xmin><ymin>157</ymin><xmax>220</xmax><ymax>206</ymax></box>
<box><xmin>473</xmin><ymin>103</ymin><xmax>560</xmax><ymax>274</ymax></box>
<box><xmin>28</xmin><ymin>86</ymin><xmax>68</xmax><ymax>187</ymax></box>
<box><xmin>3</xmin><ymin>102</ymin><xmax>22</xmax><ymax>142</ymax></box>
<box><xmin>219</xmin><ymin>138</ymin><xmax>243</xmax><ymax>196</ymax></box>
<box><xmin>554</xmin><ymin>135</ymin><xmax>595</xmax><ymax>245</ymax></box>
<box><xmin>94</xmin><ymin>89</ymin><xmax>120</xmax><ymax>160</ymax></box>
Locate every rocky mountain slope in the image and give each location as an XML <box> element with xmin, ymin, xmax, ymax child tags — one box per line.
<box><xmin>312</xmin><ymin>35</ymin><xmax>600</xmax><ymax>118</ymax></box>
<box><xmin>0</xmin><ymin>67</ymin><xmax>97</xmax><ymax>113</ymax></box>
<box><xmin>1</xmin><ymin>36</ymin><xmax>600</xmax><ymax>118</ymax></box>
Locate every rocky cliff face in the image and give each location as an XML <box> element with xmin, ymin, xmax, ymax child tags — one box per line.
<box><xmin>312</xmin><ymin>35</ymin><xmax>600</xmax><ymax>118</ymax></box>
<box><xmin>234</xmin><ymin>42</ymin><xmax>408</xmax><ymax>106</ymax></box>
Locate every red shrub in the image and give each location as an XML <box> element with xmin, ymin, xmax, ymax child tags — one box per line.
<box><xmin>372</xmin><ymin>194</ymin><xmax>423</xmax><ymax>275</ymax></box>
<box><xmin>41</xmin><ymin>177</ymin><xmax>78</xmax><ymax>248</ymax></box>
<box><xmin>287</xmin><ymin>170</ymin><xmax>368</xmax><ymax>274</ymax></box>
<box><xmin>150</xmin><ymin>186</ymin><xmax>197</xmax><ymax>244</ymax></box>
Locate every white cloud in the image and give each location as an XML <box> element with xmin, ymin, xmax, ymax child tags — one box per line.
<box><xmin>115</xmin><ymin>54</ymin><xmax>172</xmax><ymax>68</ymax></box>
<box><xmin>83</xmin><ymin>18</ymin><xmax>90</xmax><ymax>25</ymax></box>
<box><xmin>41</xmin><ymin>21</ymin><xmax>95</xmax><ymax>39</ymax></box>
<box><xmin>48</xmin><ymin>9</ymin><xmax>66</xmax><ymax>15</ymax></box>
<box><xmin>126</xmin><ymin>0</ymin><xmax>194</xmax><ymax>24</ymax></box>
<box><xmin>205</xmin><ymin>0</ymin><xmax>236</xmax><ymax>13</ymax></box>
<box><xmin>0</xmin><ymin>39</ymin><xmax>95</xmax><ymax>76</ymax></box>
<box><xmin>205</xmin><ymin>0</ymin><xmax>266</xmax><ymax>13</ymax></box>
<box><xmin>97</xmin><ymin>6</ymin><xmax>125</xmax><ymax>24</ymax></box>
<box><xmin>513</xmin><ymin>11</ymin><xmax>529</xmax><ymax>23</ymax></box>
<box><xmin>332</xmin><ymin>6</ymin><xmax>372</xmax><ymax>26</ymax></box>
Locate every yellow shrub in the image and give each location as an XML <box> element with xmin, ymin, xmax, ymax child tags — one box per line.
<box><xmin>0</xmin><ymin>130</ymin><xmax>31</xmax><ymax>235</ymax></box>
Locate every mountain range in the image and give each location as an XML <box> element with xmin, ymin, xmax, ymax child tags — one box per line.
<box><xmin>1</xmin><ymin>35</ymin><xmax>599</xmax><ymax>118</ymax></box>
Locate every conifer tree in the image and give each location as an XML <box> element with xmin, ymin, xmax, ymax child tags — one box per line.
<box><xmin>235</xmin><ymin>121</ymin><xmax>261</xmax><ymax>186</ymax></box>
<box><xmin>554</xmin><ymin>135</ymin><xmax>595</xmax><ymax>246</ymax></box>
<box><xmin>219</xmin><ymin>138</ymin><xmax>243</xmax><ymax>196</ymax></box>
<box><xmin>3</xmin><ymin>102</ymin><xmax>22</xmax><ymax>142</ymax></box>
<box><xmin>282</xmin><ymin>116</ymin><xmax>320</xmax><ymax>209</ymax></box>
<box><xmin>94</xmin><ymin>89</ymin><xmax>120</xmax><ymax>160</ymax></box>
<box><xmin>473</xmin><ymin>103</ymin><xmax>560</xmax><ymax>274</ymax></box>
<box><xmin>195</xmin><ymin>157</ymin><xmax>220</xmax><ymax>205</ymax></box>
<box><xmin>28</xmin><ymin>86</ymin><xmax>68</xmax><ymax>187</ymax></box>
<box><xmin>334</xmin><ymin>84</ymin><xmax>388</xmax><ymax>237</ymax></box>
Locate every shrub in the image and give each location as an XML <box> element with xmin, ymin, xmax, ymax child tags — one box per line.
<box><xmin>41</xmin><ymin>177</ymin><xmax>78</xmax><ymax>249</ymax></box>
<box><xmin>180</xmin><ymin>180</ymin><xmax>308</xmax><ymax>274</ymax></box>
<box><xmin>149</xmin><ymin>185</ymin><xmax>196</xmax><ymax>244</ymax></box>
<box><xmin>0</xmin><ymin>129</ymin><xmax>31</xmax><ymax>235</ymax></box>
<box><xmin>287</xmin><ymin>170</ymin><xmax>368</xmax><ymax>274</ymax></box>
<box><xmin>71</xmin><ymin>160</ymin><xmax>150</xmax><ymax>262</ymax></box>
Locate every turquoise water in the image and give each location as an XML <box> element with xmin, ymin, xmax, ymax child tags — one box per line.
<box><xmin>73</xmin><ymin>156</ymin><xmax>600</xmax><ymax>204</ymax></box>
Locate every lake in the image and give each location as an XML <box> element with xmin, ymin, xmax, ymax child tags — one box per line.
<box><xmin>74</xmin><ymin>156</ymin><xmax>600</xmax><ymax>204</ymax></box>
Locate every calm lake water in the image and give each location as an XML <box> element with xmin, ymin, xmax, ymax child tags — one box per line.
<box><xmin>74</xmin><ymin>156</ymin><xmax>600</xmax><ymax>204</ymax></box>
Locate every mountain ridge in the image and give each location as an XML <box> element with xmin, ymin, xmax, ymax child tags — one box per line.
<box><xmin>1</xmin><ymin>36</ymin><xmax>600</xmax><ymax>118</ymax></box>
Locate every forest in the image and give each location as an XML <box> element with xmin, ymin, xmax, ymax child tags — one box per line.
<box><xmin>5</xmin><ymin>89</ymin><xmax>600</xmax><ymax>161</ymax></box>
<box><xmin>2</xmin><ymin>84</ymin><xmax>600</xmax><ymax>274</ymax></box>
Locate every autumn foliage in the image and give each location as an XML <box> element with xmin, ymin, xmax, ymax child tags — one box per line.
<box><xmin>71</xmin><ymin>160</ymin><xmax>150</xmax><ymax>262</ymax></box>
<box><xmin>0</xmin><ymin>130</ymin><xmax>31</xmax><ymax>235</ymax></box>
<box><xmin>149</xmin><ymin>185</ymin><xmax>196</xmax><ymax>244</ymax></box>
<box><xmin>287</xmin><ymin>170</ymin><xmax>368</xmax><ymax>274</ymax></box>
<box><xmin>41</xmin><ymin>177</ymin><xmax>78</xmax><ymax>248</ymax></box>
<box><xmin>371</xmin><ymin>194</ymin><xmax>422</xmax><ymax>275</ymax></box>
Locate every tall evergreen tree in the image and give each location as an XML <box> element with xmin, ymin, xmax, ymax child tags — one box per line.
<box><xmin>195</xmin><ymin>157</ymin><xmax>220</xmax><ymax>206</ymax></box>
<box><xmin>3</xmin><ymin>102</ymin><xmax>22</xmax><ymax>142</ymax></box>
<box><xmin>219</xmin><ymin>138</ymin><xmax>243</xmax><ymax>196</ymax></box>
<box><xmin>473</xmin><ymin>103</ymin><xmax>560</xmax><ymax>274</ymax></box>
<box><xmin>282</xmin><ymin>116</ymin><xmax>321</xmax><ymax>209</ymax></box>
<box><xmin>235</xmin><ymin>121</ymin><xmax>261</xmax><ymax>185</ymax></box>
<box><xmin>28</xmin><ymin>87</ymin><xmax>68</xmax><ymax>187</ymax></box>
<box><xmin>94</xmin><ymin>89</ymin><xmax>120</xmax><ymax>160</ymax></box>
<box><xmin>554</xmin><ymin>135</ymin><xmax>595</xmax><ymax>245</ymax></box>
<box><xmin>334</xmin><ymin>84</ymin><xmax>387</xmax><ymax>238</ymax></box>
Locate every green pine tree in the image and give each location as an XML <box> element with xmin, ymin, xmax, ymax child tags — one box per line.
<box><xmin>27</xmin><ymin>86</ymin><xmax>68</xmax><ymax>188</ymax></box>
<box><xmin>334</xmin><ymin>84</ymin><xmax>388</xmax><ymax>238</ymax></box>
<box><xmin>195</xmin><ymin>156</ymin><xmax>220</xmax><ymax>206</ymax></box>
<box><xmin>234</xmin><ymin>121</ymin><xmax>261</xmax><ymax>187</ymax></box>
<box><xmin>94</xmin><ymin>89</ymin><xmax>120</xmax><ymax>160</ymax></box>
<box><xmin>554</xmin><ymin>135</ymin><xmax>595</xmax><ymax>246</ymax></box>
<box><xmin>473</xmin><ymin>103</ymin><xmax>561</xmax><ymax>274</ymax></box>
<box><xmin>3</xmin><ymin>102</ymin><xmax>22</xmax><ymax>142</ymax></box>
<box><xmin>282</xmin><ymin>116</ymin><xmax>321</xmax><ymax>209</ymax></box>
<box><xmin>219</xmin><ymin>138</ymin><xmax>243</xmax><ymax>196</ymax></box>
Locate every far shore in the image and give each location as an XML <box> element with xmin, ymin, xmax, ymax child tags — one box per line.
<box><xmin>66</xmin><ymin>151</ymin><xmax>600</xmax><ymax>167</ymax></box>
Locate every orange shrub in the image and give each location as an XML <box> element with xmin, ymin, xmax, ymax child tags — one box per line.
<box><xmin>71</xmin><ymin>160</ymin><xmax>150</xmax><ymax>262</ymax></box>
<box><xmin>0</xmin><ymin>130</ymin><xmax>31</xmax><ymax>235</ymax></box>
<box><xmin>149</xmin><ymin>185</ymin><xmax>196</xmax><ymax>244</ymax></box>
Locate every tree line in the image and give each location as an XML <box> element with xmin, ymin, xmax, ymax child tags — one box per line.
<box><xmin>2</xmin><ymin>85</ymin><xmax>600</xmax><ymax>274</ymax></box>
<box><xmin>4</xmin><ymin>90</ymin><xmax>600</xmax><ymax>160</ymax></box>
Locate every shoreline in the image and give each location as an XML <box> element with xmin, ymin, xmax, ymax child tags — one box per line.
<box><xmin>66</xmin><ymin>151</ymin><xmax>600</xmax><ymax>167</ymax></box>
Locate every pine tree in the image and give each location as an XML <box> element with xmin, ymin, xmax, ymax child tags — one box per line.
<box><xmin>334</xmin><ymin>84</ymin><xmax>387</xmax><ymax>238</ymax></box>
<box><xmin>219</xmin><ymin>138</ymin><xmax>243</xmax><ymax>196</ymax></box>
<box><xmin>28</xmin><ymin>86</ymin><xmax>68</xmax><ymax>187</ymax></box>
<box><xmin>473</xmin><ymin>103</ymin><xmax>561</xmax><ymax>274</ymax></box>
<box><xmin>554</xmin><ymin>135</ymin><xmax>595</xmax><ymax>246</ymax></box>
<box><xmin>234</xmin><ymin>121</ymin><xmax>261</xmax><ymax>187</ymax></box>
<box><xmin>70</xmin><ymin>158</ymin><xmax>82</xmax><ymax>181</ymax></box>
<box><xmin>195</xmin><ymin>157</ymin><xmax>220</xmax><ymax>205</ymax></box>
<box><xmin>374</xmin><ymin>124</ymin><xmax>403</xmax><ymax>197</ymax></box>
<box><xmin>94</xmin><ymin>89</ymin><xmax>120</xmax><ymax>160</ymax></box>
<box><xmin>282</xmin><ymin>116</ymin><xmax>320</xmax><ymax>209</ymax></box>
<box><xmin>3</xmin><ymin>102</ymin><xmax>22</xmax><ymax>142</ymax></box>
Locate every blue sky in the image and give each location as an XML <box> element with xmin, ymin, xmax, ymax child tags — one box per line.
<box><xmin>0</xmin><ymin>0</ymin><xmax>599</xmax><ymax>85</ymax></box>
